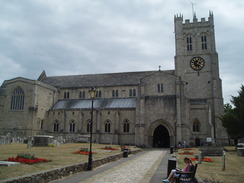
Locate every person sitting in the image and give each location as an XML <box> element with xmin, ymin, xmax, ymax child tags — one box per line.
<box><xmin>162</xmin><ymin>157</ymin><xmax>193</xmax><ymax>183</ymax></box>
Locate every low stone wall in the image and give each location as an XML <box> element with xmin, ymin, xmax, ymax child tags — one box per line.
<box><xmin>1</xmin><ymin>149</ymin><xmax>142</xmax><ymax>183</ymax></box>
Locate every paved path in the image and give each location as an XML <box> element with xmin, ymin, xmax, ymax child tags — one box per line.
<box><xmin>52</xmin><ymin>149</ymin><xmax>169</xmax><ymax>183</ymax></box>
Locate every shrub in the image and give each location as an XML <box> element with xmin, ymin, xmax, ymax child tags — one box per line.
<box><xmin>17</xmin><ymin>153</ymin><xmax>35</xmax><ymax>160</ymax></box>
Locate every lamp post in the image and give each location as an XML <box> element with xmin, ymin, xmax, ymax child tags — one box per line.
<box><xmin>87</xmin><ymin>87</ymin><xmax>96</xmax><ymax>170</ymax></box>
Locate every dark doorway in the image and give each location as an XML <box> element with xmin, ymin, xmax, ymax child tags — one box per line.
<box><xmin>153</xmin><ymin>125</ymin><xmax>170</xmax><ymax>148</ymax></box>
<box><xmin>195</xmin><ymin>138</ymin><xmax>200</xmax><ymax>147</ymax></box>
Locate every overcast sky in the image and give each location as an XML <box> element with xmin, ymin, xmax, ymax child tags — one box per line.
<box><xmin>0</xmin><ymin>0</ymin><xmax>243</xmax><ymax>104</ymax></box>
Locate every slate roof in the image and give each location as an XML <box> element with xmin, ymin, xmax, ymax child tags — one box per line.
<box><xmin>51</xmin><ymin>98</ymin><xmax>136</xmax><ymax>110</ymax></box>
<box><xmin>40</xmin><ymin>70</ymin><xmax>175</xmax><ymax>88</ymax></box>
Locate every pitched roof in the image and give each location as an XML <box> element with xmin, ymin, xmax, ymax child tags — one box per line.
<box><xmin>51</xmin><ymin>98</ymin><xmax>136</xmax><ymax>110</ymax></box>
<box><xmin>40</xmin><ymin>70</ymin><xmax>175</xmax><ymax>88</ymax></box>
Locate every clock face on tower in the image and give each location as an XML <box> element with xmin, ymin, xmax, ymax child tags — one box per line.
<box><xmin>190</xmin><ymin>56</ymin><xmax>205</xmax><ymax>71</ymax></box>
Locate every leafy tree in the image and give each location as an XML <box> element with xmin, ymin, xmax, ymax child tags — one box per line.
<box><xmin>220</xmin><ymin>85</ymin><xmax>244</xmax><ymax>145</ymax></box>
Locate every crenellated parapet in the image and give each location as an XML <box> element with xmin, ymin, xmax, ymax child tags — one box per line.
<box><xmin>175</xmin><ymin>11</ymin><xmax>214</xmax><ymax>28</ymax></box>
<box><xmin>174</xmin><ymin>14</ymin><xmax>183</xmax><ymax>21</ymax></box>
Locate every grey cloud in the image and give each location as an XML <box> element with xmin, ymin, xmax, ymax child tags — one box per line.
<box><xmin>0</xmin><ymin>0</ymin><xmax>243</xmax><ymax>104</ymax></box>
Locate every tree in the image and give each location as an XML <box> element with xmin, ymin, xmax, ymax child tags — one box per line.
<box><xmin>220</xmin><ymin>85</ymin><xmax>244</xmax><ymax>145</ymax></box>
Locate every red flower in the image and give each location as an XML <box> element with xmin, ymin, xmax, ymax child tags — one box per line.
<box><xmin>73</xmin><ymin>151</ymin><xmax>95</xmax><ymax>155</ymax></box>
<box><xmin>179</xmin><ymin>153</ymin><xmax>193</xmax><ymax>155</ymax></box>
<box><xmin>202</xmin><ymin>158</ymin><xmax>213</xmax><ymax>162</ymax></box>
<box><xmin>4</xmin><ymin>157</ymin><xmax>51</xmax><ymax>164</ymax></box>
<box><xmin>190</xmin><ymin>157</ymin><xmax>213</xmax><ymax>162</ymax></box>
<box><xmin>101</xmin><ymin>147</ymin><xmax>117</xmax><ymax>150</ymax></box>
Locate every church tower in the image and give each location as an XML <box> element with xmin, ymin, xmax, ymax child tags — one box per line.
<box><xmin>174</xmin><ymin>12</ymin><xmax>227</xmax><ymax>145</ymax></box>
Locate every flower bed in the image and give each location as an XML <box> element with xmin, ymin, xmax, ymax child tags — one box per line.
<box><xmin>101</xmin><ymin>146</ymin><xmax>117</xmax><ymax>150</ymax></box>
<box><xmin>73</xmin><ymin>147</ymin><xmax>95</xmax><ymax>155</ymax></box>
<box><xmin>190</xmin><ymin>157</ymin><xmax>213</xmax><ymax>162</ymax></box>
<box><xmin>179</xmin><ymin>150</ymin><xmax>193</xmax><ymax>155</ymax></box>
<box><xmin>3</xmin><ymin>153</ymin><xmax>51</xmax><ymax>164</ymax></box>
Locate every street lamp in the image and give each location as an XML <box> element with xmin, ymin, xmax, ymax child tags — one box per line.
<box><xmin>87</xmin><ymin>87</ymin><xmax>96</xmax><ymax>170</ymax></box>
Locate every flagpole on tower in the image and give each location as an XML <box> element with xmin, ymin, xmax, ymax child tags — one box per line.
<box><xmin>190</xmin><ymin>2</ymin><xmax>196</xmax><ymax>19</ymax></box>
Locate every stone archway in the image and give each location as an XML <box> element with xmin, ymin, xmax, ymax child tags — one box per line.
<box><xmin>153</xmin><ymin>125</ymin><xmax>170</xmax><ymax>147</ymax></box>
<box><xmin>147</xmin><ymin>120</ymin><xmax>174</xmax><ymax>148</ymax></box>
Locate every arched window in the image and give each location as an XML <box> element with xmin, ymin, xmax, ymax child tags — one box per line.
<box><xmin>79</xmin><ymin>91</ymin><xmax>85</xmax><ymax>99</ymax></box>
<box><xmin>123</xmin><ymin>120</ymin><xmax>130</xmax><ymax>133</ymax></box>
<box><xmin>201</xmin><ymin>35</ymin><xmax>207</xmax><ymax>50</ymax></box>
<box><xmin>40</xmin><ymin>120</ymin><xmax>44</xmax><ymax>130</ymax></box>
<box><xmin>64</xmin><ymin>91</ymin><xmax>70</xmax><ymax>99</ymax></box>
<box><xmin>105</xmin><ymin>120</ymin><xmax>111</xmax><ymax>133</ymax></box>
<box><xmin>87</xmin><ymin>120</ymin><xmax>91</xmax><ymax>133</ymax></box>
<box><xmin>53</xmin><ymin>120</ymin><xmax>59</xmax><ymax>132</ymax></box>
<box><xmin>70</xmin><ymin>120</ymin><xmax>75</xmax><ymax>133</ymax></box>
<box><xmin>133</xmin><ymin>89</ymin><xmax>136</xmax><ymax>96</ymax></box>
<box><xmin>193</xmin><ymin>119</ymin><xmax>200</xmax><ymax>132</ymax></box>
<box><xmin>129</xmin><ymin>89</ymin><xmax>132</xmax><ymax>97</ymax></box>
<box><xmin>112</xmin><ymin>90</ymin><xmax>118</xmax><ymax>97</ymax></box>
<box><xmin>129</xmin><ymin>89</ymin><xmax>136</xmax><ymax>97</ymax></box>
<box><xmin>11</xmin><ymin>87</ymin><xmax>25</xmax><ymax>110</ymax></box>
<box><xmin>186</xmin><ymin>36</ymin><xmax>192</xmax><ymax>51</ymax></box>
<box><xmin>157</xmin><ymin>84</ymin><xmax>164</xmax><ymax>93</ymax></box>
<box><xmin>96</xmin><ymin>90</ymin><xmax>102</xmax><ymax>98</ymax></box>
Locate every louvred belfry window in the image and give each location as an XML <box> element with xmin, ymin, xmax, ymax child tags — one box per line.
<box><xmin>187</xmin><ymin>36</ymin><xmax>192</xmax><ymax>51</ymax></box>
<box><xmin>201</xmin><ymin>35</ymin><xmax>207</xmax><ymax>50</ymax></box>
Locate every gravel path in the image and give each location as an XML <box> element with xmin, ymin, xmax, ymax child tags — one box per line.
<box><xmin>80</xmin><ymin>150</ymin><xmax>166</xmax><ymax>183</ymax></box>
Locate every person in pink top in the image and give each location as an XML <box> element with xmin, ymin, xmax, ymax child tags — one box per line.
<box><xmin>162</xmin><ymin>157</ymin><xmax>193</xmax><ymax>183</ymax></box>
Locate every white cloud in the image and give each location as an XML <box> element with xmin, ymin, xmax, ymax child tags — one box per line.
<box><xmin>0</xmin><ymin>0</ymin><xmax>243</xmax><ymax>103</ymax></box>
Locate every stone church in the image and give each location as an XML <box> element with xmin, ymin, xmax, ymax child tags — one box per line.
<box><xmin>0</xmin><ymin>12</ymin><xmax>228</xmax><ymax>147</ymax></box>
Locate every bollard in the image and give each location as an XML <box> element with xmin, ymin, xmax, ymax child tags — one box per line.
<box><xmin>123</xmin><ymin>148</ymin><xmax>128</xmax><ymax>158</ymax></box>
<box><xmin>222</xmin><ymin>150</ymin><xmax>225</xmax><ymax>171</ymax></box>
<box><xmin>170</xmin><ymin>146</ymin><xmax>174</xmax><ymax>154</ymax></box>
<box><xmin>167</xmin><ymin>158</ymin><xmax>177</xmax><ymax>176</ymax></box>
<box><xmin>198</xmin><ymin>151</ymin><xmax>202</xmax><ymax>164</ymax></box>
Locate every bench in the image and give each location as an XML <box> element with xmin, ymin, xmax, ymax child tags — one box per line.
<box><xmin>176</xmin><ymin>164</ymin><xmax>198</xmax><ymax>183</ymax></box>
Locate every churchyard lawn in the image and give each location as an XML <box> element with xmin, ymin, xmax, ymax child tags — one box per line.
<box><xmin>176</xmin><ymin>146</ymin><xmax>244</xmax><ymax>183</ymax></box>
<box><xmin>1</xmin><ymin>144</ymin><xmax>243</xmax><ymax>182</ymax></box>
<box><xmin>0</xmin><ymin>143</ymin><xmax>137</xmax><ymax>180</ymax></box>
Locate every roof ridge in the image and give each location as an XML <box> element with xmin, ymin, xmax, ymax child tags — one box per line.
<box><xmin>44</xmin><ymin>70</ymin><xmax>157</xmax><ymax>78</ymax></box>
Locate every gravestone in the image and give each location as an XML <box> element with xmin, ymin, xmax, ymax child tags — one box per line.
<box><xmin>199</xmin><ymin>146</ymin><xmax>224</xmax><ymax>156</ymax></box>
<box><xmin>33</xmin><ymin>135</ymin><xmax>54</xmax><ymax>146</ymax></box>
<box><xmin>0</xmin><ymin>161</ymin><xmax>20</xmax><ymax>166</ymax></box>
<box><xmin>237</xmin><ymin>148</ymin><xmax>244</xmax><ymax>156</ymax></box>
<box><xmin>27</xmin><ymin>136</ymin><xmax>32</xmax><ymax>149</ymax></box>
<box><xmin>75</xmin><ymin>135</ymin><xmax>90</xmax><ymax>143</ymax></box>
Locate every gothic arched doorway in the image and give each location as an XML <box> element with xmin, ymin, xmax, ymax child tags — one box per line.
<box><xmin>153</xmin><ymin>125</ymin><xmax>170</xmax><ymax>148</ymax></box>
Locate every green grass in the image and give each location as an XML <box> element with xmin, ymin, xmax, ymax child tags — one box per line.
<box><xmin>176</xmin><ymin>147</ymin><xmax>244</xmax><ymax>183</ymax></box>
<box><xmin>0</xmin><ymin>143</ymin><xmax>138</xmax><ymax>180</ymax></box>
<box><xmin>2</xmin><ymin>144</ymin><xmax>243</xmax><ymax>182</ymax></box>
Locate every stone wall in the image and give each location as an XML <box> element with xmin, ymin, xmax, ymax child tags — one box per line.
<box><xmin>1</xmin><ymin>149</ymin><xmax>142</xmax><ymax>183</ymax></box>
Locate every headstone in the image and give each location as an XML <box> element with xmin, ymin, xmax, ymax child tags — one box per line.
<box><xmin>0</xmin><ymin>161</ymin><xmax>20</xmax><ymax>167</ymax></box>
<box><xmin>27</xmin><ymin>136</ymin><xmax>32</xmax><ymax>149</ymax></box>
<box><xmin>53</xmin><ymin>140</ymin><xmax>58</xmax><ymax>146</ymax></box>
<box><xmin>199</xmin><ymin>146</ymin><xmax>224</xmax><ymax>156</ymax></box>
<box><xmin>237</xmin><ymin>148</ymin><xmax>244</xmax><ymax>156</ymax></box>
<box><xmin>0</xmin><ymin>136</ymin><xmax>5</xmax><ymax>144</ymax></box>
<box><xmin>33</xmin><ymin>135</ymin><xmax>54</xmax><ymax>146</ymax></box>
